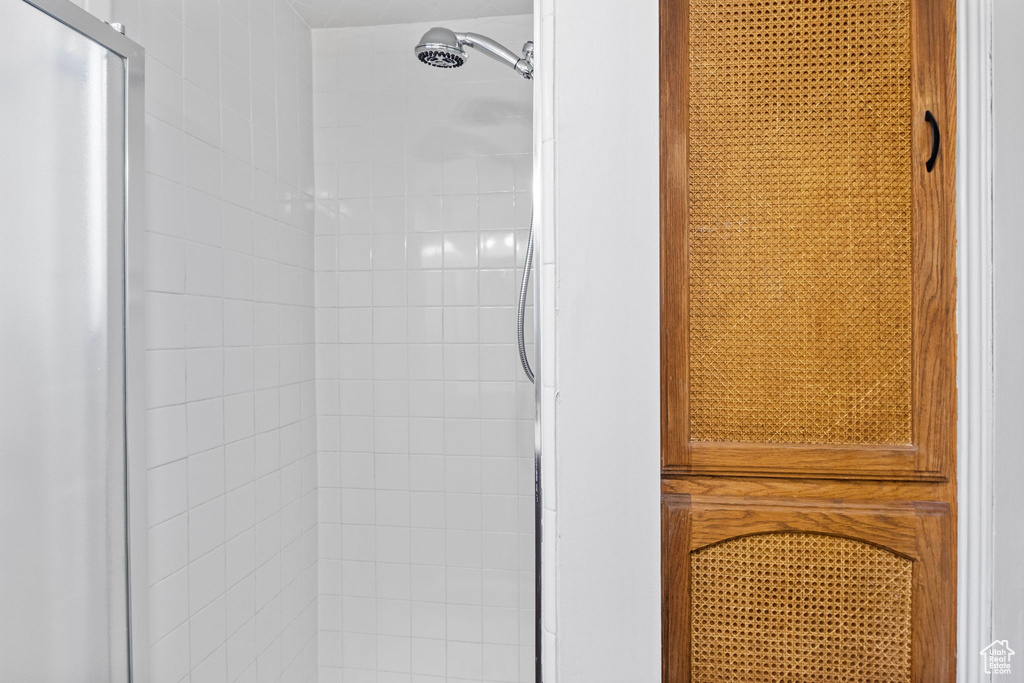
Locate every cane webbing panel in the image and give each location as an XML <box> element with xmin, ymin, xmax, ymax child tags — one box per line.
<box><xmin>691</xmin><ymin>532</ymin><xmax>913</xmax><ymax>682</ymax></box>
<box><xmin>687</xmin><ymin>0</ymin><xmax>914</xmax><ymax>445</ymax></box>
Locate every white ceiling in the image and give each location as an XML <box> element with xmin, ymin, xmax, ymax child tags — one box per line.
<box><xmin>286</xmin><ymin>0</ymin><xmax>533</xmax><ymax>28</ymax></box>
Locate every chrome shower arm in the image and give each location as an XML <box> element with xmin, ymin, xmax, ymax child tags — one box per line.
<box><xmin>456</xmin><ymin>32</ymin><xmax>534</xmax><ymax>79</ymax></box>
<box><xmin>455</xmin><ymin>32</ymin><xmax>518</xmax><ymax>66</ymax></box>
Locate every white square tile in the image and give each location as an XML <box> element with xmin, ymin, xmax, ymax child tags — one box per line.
<box><xmin>408</xmin><ymin>381</ymin><xmax>443</xmax><ymax>419</ymax></box>
<box><xmin>148</xmin><ymin>405</ymin><xmax>188</xmax><ymax>468</ymax></box>
<box><xmin>189</xmin><ymin>546</ymin><xmax>226</xmax><ymax>613</ymax></box>
<box><xmin>226</xmin><ymin>484</ymin><xmax>256</xmax><ymax>540</ymax></box>
<box><xmin>189</xmin><ymin>496</ymin><xmax>226</xmax><ymax>561</ymax></box>
<box><xmin>188</xmin><ymin>446</ymin><xmax>226</xmax><ymax>506</ymax></box>
<box><xmin>341</xmin><ymin>526</ymin><xmax>376</xmax><ymax>563</ymax></box>
<box><xmin>146</xmin><ymin>292</ymin><xmax>187</xmax><ymax>350</ymax></box>
<box><xmin>223</xmin><ymin>300</ymin><xmax>255</xmax><ymax>347</ymax></box>
<box><xmin>145</xmin><ymin>55</ymin><xmax>184</xmax><ymax>129</ymax></box>
<box><xmin>190</xmin><ymin>644</ymin><xmax>226</xmax><ymax>683</ymax></box>
<box><xmin>443</xmin><ymin>232</ymin><xmax>479</xmax><ymax>268</ymax></box>
<box><xmin>446</xmin><ymin>493</ymin><xmax>482</xmax><ymax>532</ymax></box>
<box><xmin>409</xmin><ymin>455</ymin><xmax>445</xmax><ymax>493</ymax></box>
<box><xmin>373</xmin><ymin>344</ymin><xmax>408</xmax><ymax>380</ymax></box>
<box><xmin>446</xmin><ymin>530</ymin><xmax>482</xmax><ymax>569</ymax></box>
<box><xmin>375</xmin><ymin>453</ymin><xmax>410</xmax><ymax>489</ymax></box>
<box><xmin>186</xmin><ymin>397</ymin><xmax>224</xmax><ymax>455</ymax></box>
<box><xmin>441</xmin><ymin>195</ymin><xmax>478</xmax><ymax>232</ymax></box>
<box><xmin>225</xmin><ymin>618</ymin><xmax>256</xmax><ymax>681</ymax></box>
<box><xmin>446</xmin><ymin>641</ymin><xmax>482</xmax><ymax>680</ymax></box>
<box><xmin>186</xmin><ymin>348</ymin><xmax>224</xmax><ymax>402</ymax></box>
<box><xmin>481</xmin><ymin>569</ymin><xmax>520</xmax><ymax>609</ymax></box>
<box><xmin>148</xmin><ymin>233</ymin><xmax>186</xmax><ymax>294</ymax></box>
<box><xmin>223</xmin><ymin>347</ymin><xmax>255</xmax><ymax>395</ymax></box>
<box><xmin>479</xmin><ymin>231</ymin><xmax>516</xmax><ymax>268</ymax></box>
<box><xmin>442</xmin><ymin>157</ymin><xmax>478</xmax><ymax>195</ymax></box>
<box><xmin>407</xmin><ymin>196</ymin><xmax>442</xmax><ymax>233</ymax></box>
<box><xmin>183</xmin><ymin>81</ymin><xmax>221</xmax><ymax>147</ymax></box>
<box><xmin>372</xmin><ymin>233</ymin><xmax>407</xmax><ymax>270</ymax></box>
<box><xmin>373</xmin><ymin>307</ymin><xmax>408</xmax><ymax>344</ymax></box>
<box><xmin>410</xmin><ymin>566</ymin><xmax>447</xmax><ymax>607</ymax></box>
<box><xmin>338</xmin><ymin>235</ymin><xmax>373</xmax><ymax>270</ymax></box>
<box><xmin>149</xmin><ymin>516</ymin><xmax>189</xmax><ymax>585</ymax></box>
<box><xmin>407</xmin><ymin>271</ymin><xmax>444</xmax><ymax>307</ymax></box>
<box><xmin>149</xmin><ymin>569</ymin><xmax>189</xmax><ymax>645</ymax></box>
<box><xmin>411</xmin><ymin>528</ymin><xmax>446</xmax><ymax>566</ymax></box>
<box><xmin>149</xmin><ymin>460</ymin><xmax>188</xmax><ymax>526</ymax></box>
<box><xmin>481</xmin><ymin>643</ymin><xmax>519</xmax><ymax>682</ymax></box>
<box><xmin>377</xmin><ymin>562</ymin><xmax>411</xmax><ymax>601</ymax></box>
<box><xmin>482</xmin><ymin>496</ymin><xmax>519</xmax><ymax>534</ymax></box>
<box><xmin>149</xmin><ymin>624</ymin><xmax>190</xmax><ymax>683</ymax></box>
<box><xmin>183</xmin><ymin>135</ymin><xmax>221</xmax><ymax>196</ymax></box>
<box><xmin>478</xmin><ymin>156</ymin><xmax>516</xmax><ymax>194</ymax></box>
<box><xmin>479</xmin><ymin>306</ymin><xmax>516</xmax><ymax>345</ymax></box>
<box><xmin>410</xmin><ymin>637</ymin><xmax>446</xmax><ymax>676</ymax></box>
<box><xmin>189</xmin><ymin>596</ymin><xmax>226</xmax><ymax>665</ymax></box>
<box><xmin>342</xmin><ymin>596</ymin><xmax>375</xmax><ymax>633</ymax></box>
<box><xmin>183</xmin><ymin>187</ymin><xmax>222</xmax><ymax>247</ymax></box>
<box><xmin>338</xmin><ymin>161</ymin><xmax>374</xmax><ymax>198</ymax></box>
<box><xmin>146</xmin><ymin>116</ymin><xmax>184</xmax><ymax>184</ymax></box>
<box><xmin>481</xmin><ymin>532</ymin><xmax>519</xmax><ymax>571</ymax></box>
<box><xmin>479</xmin><ymin>193</ymin><xmax>516</xmax><ymax>231</ymax></box>
<box><xmin>333</xmin><ymin>126</ymin><xmax>369</xmax><ymax>165</ymax></box>
<box><xmin>405</xmin><ymin>234</ymin><xmax>442</xmax><ymax>271</ymax></box>
<box><xmin>373</xmin><ymin>271</ymin><xmax>408</xmax><ymax>307</ymax></box>
<box><xmin>185</xmin><ymin>296</ymin><xmax>223</xmax><ymax>348</ymax></box>
<box><xmin>376</xmin><ymin>526</ymin><xmax>411</xmax><ymax>564</ymax></box>
<box><xmin>147</xmin><ymin>174</ymin><xmax>187</xmax><ymax>238</ymax></box>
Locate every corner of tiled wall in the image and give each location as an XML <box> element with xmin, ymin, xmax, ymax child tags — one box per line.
<box><xmin>105</xmin><ymin>0</ymin><xmax>320</xmax><ymax>680</ymax></box>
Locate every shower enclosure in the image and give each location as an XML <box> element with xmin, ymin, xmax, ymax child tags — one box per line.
<box><xmin>0</xmin><ymin>1</ymin><xmax>146</xmax><ymax>679</ymax></box>
<box><xmin>1</xmin><ymin>1</ymin><xmax>537</xmax><ymax>680</ymax></box>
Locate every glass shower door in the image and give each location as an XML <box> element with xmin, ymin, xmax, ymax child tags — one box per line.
<box><xmin>0</xmin><ymin>1</ymin><xmax>134</xmax><ymax>679</ymax></box>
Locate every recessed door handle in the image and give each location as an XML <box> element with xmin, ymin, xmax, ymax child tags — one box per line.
<box><xmin>925</xmin><ymin>111</ymin><xmax>940</xmax><ymax>172</ymax></box>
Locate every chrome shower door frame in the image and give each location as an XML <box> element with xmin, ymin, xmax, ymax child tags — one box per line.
<box><xmin>18</xmin><ymin>1</ymin><xmax>148</xmax><ymax>679</ymax></box>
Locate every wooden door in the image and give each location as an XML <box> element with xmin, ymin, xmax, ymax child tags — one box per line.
<box><xmin>660</xmin><ymin>0</ymin><xmax>956</xmax><ymax>680</ymax></box>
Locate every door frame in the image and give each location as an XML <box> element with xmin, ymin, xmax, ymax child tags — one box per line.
<box><xmin>955</xmin><ymin>0</ymin><xmax>995</xmax><ymax>677</ymax></box>
<box><xmin>18</xmin><ymin>1</ymin><xmax>148</xmax><ymax>680</ymax></box>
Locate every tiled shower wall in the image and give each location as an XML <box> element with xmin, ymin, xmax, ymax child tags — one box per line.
<box><xmin>125</xmin><ymin>0</ymin><xmax>319</xmax><ymax>680</ymax></box>
<box><xmin>311</xmin><ymin>15</ymin><xmax>536</xmax><ymax>682</ymax></box>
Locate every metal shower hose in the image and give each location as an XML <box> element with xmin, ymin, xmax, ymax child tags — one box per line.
<box><xmin>517</xmin><ymin>213</ymin><xmax>535</xmax><ymax>383</ymax></box>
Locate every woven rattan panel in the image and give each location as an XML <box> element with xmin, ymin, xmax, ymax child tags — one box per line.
<box><xmin>691</xmin><ymin>533</ymin><xmax>913</xmax><ymax>682</ymax></box>
<box><xmin>687</xmin><ymin>0</ymin><xmax>913</xmax><ymax>444</ymax></box>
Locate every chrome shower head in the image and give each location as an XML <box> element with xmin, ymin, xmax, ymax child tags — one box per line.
<box><xmin>414</xmin><ymin>27</ymin><xmax>534</xmax><ymax>80</ymax></box>
<box><xmin>415</xmin><ymin>27</ymin><xmax>467</xmax><ymax>69</ymax></box>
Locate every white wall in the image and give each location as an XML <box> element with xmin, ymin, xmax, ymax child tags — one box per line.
<box><xmin>93</xmin><ymin>0</ymin><xmax>321</xmax><ymax>681</ymax></box>
<box><xmin>538</xmin><ymin>0</ymin><xmax>662</xmax><ymax>680</ymax></box>
<box><xmin>310</xmin><ymin>15</ymin><xmax>536</xmax><ymax>682</ymax></box>
<box><xmin>992</xmin><ymin>0</ymin><xmax>1024</xmax><ymax>657</ymax></box>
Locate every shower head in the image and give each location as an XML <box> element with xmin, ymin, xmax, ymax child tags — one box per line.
<box><xmin>414</xmin><ymin>27</ymin><xmax>534</xmax><ymax>80</ymax></box>
<box><xmin>414</xmin><ymin>26</ymin><xmax>467</xmax><ymax>69</ymax></box>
